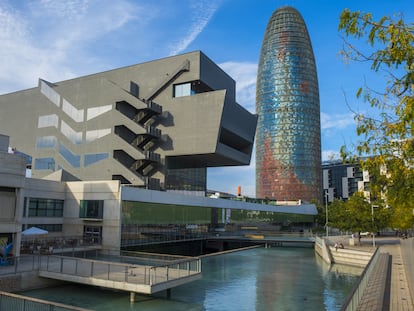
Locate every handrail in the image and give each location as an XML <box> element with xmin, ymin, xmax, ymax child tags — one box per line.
<box><xmin>39</xmin><ymin>254</ymin><xmax>201</xmax><ymax>286</ymax></box>
<box><xmin>0</xmin><ymin>255</ymin><xmax>41</xmax><ymax>275</ymax></box>
<box><xmin>400</xmin><ymin>237</ymin><xmax>414</xmax><ymax>303</ymax></box>
<box><xmin>340</xmin><ymin>247</ymin><xmax>380</xmax><ymax>311</ymax></box>
<box><xmin>0</xmin><ymin>291</ymin><xmax>92</xmax><ymax>311</ymax></box>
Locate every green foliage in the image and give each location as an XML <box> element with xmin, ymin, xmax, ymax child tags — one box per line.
<box><xmin>338</xmin><ymin>9</ymin><xmax>414</xmax><ymax>230</ymax></box>
<box><xmin>328</xmin><ymin>193</ymin><xmax>391</xmax><ymax>233</ymax></box>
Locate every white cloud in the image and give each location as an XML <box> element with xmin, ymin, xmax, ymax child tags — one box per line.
<box><xmin>321</xmin><ymin>111</ymin><xmax>355</xmax><ymax>131</ymax></box>
<box><xmin>0</xmin><ymin>0</ymin><xmax>142</xmax><ymax>94</ymax></box>
<box><xmin>36</xmin><ymin>0</ymin><xmax>89</xmax><ymax>20</ymax></box>
<box><xmin>219</xmin><ymin>61</ymin><xmax>257</xmax><ymax>113</ymax></box>
<box><xmin>168</xmin><ymin>0</ymin><xmax>221</xmax><ymax>56</ymax></box>
<box><xmin>321</xmin><ymin>150</ymin><xmax>341</xmax><ymax>162</ymax></box>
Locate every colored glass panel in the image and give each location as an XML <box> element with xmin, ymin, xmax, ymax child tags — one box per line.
<box><xmin>256</xmin><ymin>7</ymin><xmax>321</xmax><ymax>202</ymax></box>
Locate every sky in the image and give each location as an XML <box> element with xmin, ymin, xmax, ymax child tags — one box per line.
<box><xmin>0</xmin><ymin>0</ymin><xmax>412</xmax><ymax>197</ymax></box>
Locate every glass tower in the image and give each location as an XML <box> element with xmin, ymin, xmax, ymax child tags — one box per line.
<box><xmin>256</xmin><ymin>6</ymin><xmax>321</xmax><ymax>202</ymax></box>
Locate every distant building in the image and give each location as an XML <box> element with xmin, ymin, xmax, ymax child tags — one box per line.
<box><xmin>0</xmin><ymin>51</ymin><xmax>257</xmax><ymax>195</ymax></box>
<box><xmin>322</xmin><ymin>161</ymin><xmax>370</xmax><ymax>202</ymax></box>
<box><xmin>256</xmin><ymin>7</ymin><xmax>321</xmax><ymax>202</ymax></box>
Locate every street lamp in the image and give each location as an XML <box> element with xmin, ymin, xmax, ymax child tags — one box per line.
<box><xmin>325</xmin><ymin>191</ymin><xmax>329</xmax><ymax>237</ymax></box>
<box><xmin>371</xmin><ymin>205</ymin><xmax>378</xmax><ymax>247</ymax></box>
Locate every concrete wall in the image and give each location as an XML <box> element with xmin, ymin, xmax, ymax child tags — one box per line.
<box><xmin>314</xmin><ymin>236</ymin><xmax>332</xmax><ymax>264</ymax></box>
<box><xmin>0</xmin><ymin>51</ymin><xmax>256</xmax><ymax>188</ymax></box>
<box><xmin>0</xmin><ymin>147</ymin><xmax>27</xmax><ymax>256</ymax></box>
<box><xmin>65</xmin><ymin>181</ymin><xmax>121</xmax><ymax>250</ymax></box>
<box><xmin>0</xmin><ymin>271</ymin><xmax>62</xmax><ymax>292</ymax></box>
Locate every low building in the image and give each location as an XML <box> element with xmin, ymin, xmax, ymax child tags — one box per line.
<box><xmin>0</xmin><ymin>136</ymin><xmax>317</xmax><ymax>257</ymax></box>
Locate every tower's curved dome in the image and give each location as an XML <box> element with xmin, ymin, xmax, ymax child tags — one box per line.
<box><xmin>255</xmin><ymin>6</ymin><xmax>321</xmax><ymax>202</ymax></box>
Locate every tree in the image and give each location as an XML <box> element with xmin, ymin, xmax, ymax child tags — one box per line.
<box><xmin>328</xmin><ymin>195</ymin><xmax>370</xmax><ymax>232</ymax></box>
<box><xmin>328</xmin><ymin>194</ymin><xmax>391</xmax><ymax>233</ymax></box>
<box><xmin>338</xmin><ymin>9</ymin><xmax>414</xmax><ymax>230</ymax></box>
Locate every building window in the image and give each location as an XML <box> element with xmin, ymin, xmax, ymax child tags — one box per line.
<box><xmin>87</xmin><ymin>105</ymin><xmax>112</xmax><ymax>121</ymax></box>
<box><xmin>34</xmin><ymin>158</ymin><xmax>55</xmax><ymax>170</ymax></box>
<box><xmin>83</xmin><ymin>225</ymin><xmax>102</xmax><ymax>243</ymax></box>
<box><xmin>36</xmin><ymin>136</ymin><xmax>57</xmax><ymax>149</ymax></box>
<box><xmin>165</xmin><ymin>167</ymin><xmax>206</xmax><ymax>191</ymax></box>
<box><xmin>173</xmin><ymin>81</ymin><xmax>212</xmax><ymax>98</ymax></box>
<box><xmin>40</xmin><ymin>80</ymin><xmax>60</xmax><ymax>107</ymax></box>
<box><xmin>85</xmin><ymin>128</ymin><xmax>111</xmax><ymax>143</ymax></box>
<box><xmin>38</xmin><ymin>114</ymin><xmax>58</xmax><ymax>128</ymax></box>
<box><xmin>84</xmin><ymin>153</ymin><xmax>109</xmax><ymax>167</ymax></box>
<box><xmin>59</xmin><ymin>144</ymin><xmax>81</xmax><ymax>167</ymax></box>
<box><xmin>25</xmin><ymin>198</ymin><xmax>64</xmax><ymax>217</ymax></box>
<box><xmin>61</xmin><ymin>120</ymin><xmax>82</xmax><ymax>144</ymax></box>
<box><xmin>174</xmin><ymin>83</ymin><xmax>191</xmax><ymax>97</ymax></box>
<box><xmin>62</xmin><ymin>98</ymin><xmax>84</xmax><ymax>122</ymax></box>
<box><xmin>79</xmin><ymin>200</ymin><xmax>103</xmax><ymax>219</ymax></box>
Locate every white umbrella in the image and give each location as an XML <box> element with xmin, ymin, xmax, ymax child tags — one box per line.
<box><xmin>22</xmin><ymin>227</ymin><xmax>48</xmax><ymax>235</ymax></box>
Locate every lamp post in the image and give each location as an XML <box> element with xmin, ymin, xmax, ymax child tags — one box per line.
<box><xmin>371</xmin><ymin>205</ymin><xmax>378</xmax><ymax>247</ymax></box>
<box><xmin>325</xmin><ymin>191</ymin><xmax>329</xmax><ymax>237</ymax></box>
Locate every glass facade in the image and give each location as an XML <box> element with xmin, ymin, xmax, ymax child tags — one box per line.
<box><xmin>256</xmin><ymin>6</ymin><xmax>321</xmax><ymax>202</ymax></box>
<box><xmin>120</xmin><ymin>201</ymin><xmax>314</xmax><ymax>246</ymax></box>
<box><xmin>25</xmin><ymin>198</ymin><xmax>64</xmax><ymax>217</ymax></box>
<box><xmin>165</xmin><ymin>168</ymin><xmax>207</xmax><ymax>192</ymax></box>
<box><xmin>79</xmin><ymin>200</ymin><xmax>104</xmax><ymax>219</ymax></box>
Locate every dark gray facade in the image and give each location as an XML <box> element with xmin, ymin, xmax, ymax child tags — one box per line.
<box><xmin>322</xmin><ymin>161</ymin><xmax>368</xmax><ymax>202</ymax></box>
<box><xmin>0</xmin><ymin>51</ymin><xmax>257</xmax><ymax>191</ymax></box>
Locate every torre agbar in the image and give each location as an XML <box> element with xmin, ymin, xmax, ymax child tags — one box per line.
<box><xmin>256</xmin><ymin>7</ymin><xmax>322</xmax><ymax>202</ymax></box>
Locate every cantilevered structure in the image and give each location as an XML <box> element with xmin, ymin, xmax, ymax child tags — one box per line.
<box><xmin>256</xmin><ymin>7</ymin><xmax>322</xmax><ymax>202</ymax></box>
<box><xmin>0</xmin><ymin>51</ymin><xmax>257</xmax><ymax>192</ymax></box>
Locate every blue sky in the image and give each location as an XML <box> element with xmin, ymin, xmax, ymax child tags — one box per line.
<box><xmin>0</xmin><ymin>0</ymin><xmax>412</xmax><ymax>196</ymax></box>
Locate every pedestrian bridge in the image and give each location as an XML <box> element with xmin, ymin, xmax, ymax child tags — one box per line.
<box><xmin>38</xmin><ymin>254</ymin><xmax>201</xmax><ymax>295</ymax></box>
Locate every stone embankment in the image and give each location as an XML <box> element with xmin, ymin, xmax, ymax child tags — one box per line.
<box><xmin>316</xmin><ymin>236</ymin><xmax>414</xmax><ymax>311</ymax></box>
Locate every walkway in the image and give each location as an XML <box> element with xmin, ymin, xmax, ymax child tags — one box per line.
<box><xmin>380</xmin><ymin>244</ymin><xmax>413</xmax><ymax>311</ymax></box>
<box><xmin>38</xmin><ymin>254</ymin><xmax>201</xmax><ymax>295</ymax></box>
<box><xmin>349</xmin><ymin>237</ymin><xmax>413</xmax><ymax>311</ymax></box>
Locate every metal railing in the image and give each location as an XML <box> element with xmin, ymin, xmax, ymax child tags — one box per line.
<box><xmin>0</xmin><ymin>291</ymin><xmax>92</xmax><ymax>311</ymax></box>
<box><xmin>340</xmin><ymin>247</ymin><xmax>381</xmax><ymax>311</ymax></box>
<box><xmin>0</xmin><ymin>255</ymin><xmax>40</xmax><ymax>275</ymax></box>
<box><xmin>401</xmin><ymin>237</ymin><xmax>414</xmax><ymax>303</ymax></box>
<box><xmin>39</xmin><ymin>254</ymin><xmax>201</xmax><ymax>286</ymax></box>
<box><xmin>21</xmin><ymin>235</ymin><xmax>102</xmax><ymax>255</ymax></box>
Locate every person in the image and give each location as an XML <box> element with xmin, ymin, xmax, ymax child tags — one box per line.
<box><xmin>334</xmin><ymin>242</ymin><xmax>339</xmax><ymax>251</ymax></box>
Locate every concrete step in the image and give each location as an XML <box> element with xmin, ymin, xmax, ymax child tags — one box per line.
<box><xmin>329</xmin><ymin>247</ymin><xmax>373</xmax><ymax>267</ymax></box>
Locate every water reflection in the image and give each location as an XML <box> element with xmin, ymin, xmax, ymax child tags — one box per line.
<box><xmin>22</xmin><ymin>248</ymin><xmax>360</xmax><ymax>311</ymax></box>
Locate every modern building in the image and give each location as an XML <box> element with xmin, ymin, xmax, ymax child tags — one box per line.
<box><xmin>0</xmin><ymin>51</ymin><xmax>257</xmax><ymax>194</ymax></box>
<box><xmin>322</xmin><ymin>160</ymin><xmax>370</xmax><ymax>202</ymax></box>
<box><xmin>0</xmin><ymin>134</ymin><xmax>317</xmax><ymax>258</ymax></box>
<box><xmin>255</xmin><ymin>6</ymin><xmax>322</xmax><ymax>202</ymax></box>
<box><xmin>0</xmin><ymin>50</ymin><xmax>318</xmax><ymax>258</ymax></box>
